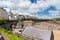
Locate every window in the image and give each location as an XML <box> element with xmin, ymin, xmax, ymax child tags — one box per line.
<box><xmin>19</xmin><ymin>30</ymin><xmax>22</xmax><ymax>32</ymax></box>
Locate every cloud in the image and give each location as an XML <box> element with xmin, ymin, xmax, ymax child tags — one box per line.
<box><xmin>0</xmin><ymin>0</ymin><xmax>60</xmax><ymax>19</ymax></box>
<box><xmin>49</xmin><ymin>10</ymin><xmax>60</xmax><ymax>18</ymax></box>
<box><xmin>37</xmin><ymin>15</ymin><xmax>52</xmax><ymax>19</ymax></box>
<box><xmin>49</xmin><ymin>10</ymin><xmax>59</xmax><ymax>16</ymax></box>
<box><xmin>0</xmin><ymin>0</ymin><xmax>19</xmax><ymax>9</ymax></box>
<box><xmin>37</xmin><ymin>0</ymin><xmax>60</xmax><ymax>18</ymax></box>
<box><xmin>0</xmin><ymin>1</ymin><xmax>14</xmax><ymax>8</ymax></box>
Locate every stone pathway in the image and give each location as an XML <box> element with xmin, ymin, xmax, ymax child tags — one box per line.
<box><xmin>3</xmin><ymin>36</ymin><xmax>9</xmax><ymax>40</ymax></box>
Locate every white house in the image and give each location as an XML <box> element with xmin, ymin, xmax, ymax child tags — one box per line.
<box><xmin>8</xmin><ymin>10</ymin><xmax>18</xmax><ymax>20</ymax></box>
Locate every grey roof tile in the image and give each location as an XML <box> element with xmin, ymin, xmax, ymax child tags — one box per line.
<box><xmin>22</xmin><ymin>26</ymin><xmax>52</xmax><ymax>40</ymax></box>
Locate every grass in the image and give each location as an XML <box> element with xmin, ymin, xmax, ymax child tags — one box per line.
<box><xmin>0</xmin><ymin>28</ymin><xmax>24</xmax><ymax>40</ymax></box>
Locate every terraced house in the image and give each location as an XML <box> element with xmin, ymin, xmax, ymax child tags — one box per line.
<box><xmin>0</xmin><ymin>8</ymin><xmax>8</xmax><ymax>20</ymax></box>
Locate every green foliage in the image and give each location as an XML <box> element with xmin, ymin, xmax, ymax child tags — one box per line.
<box><xmin>18</xmin><ymin>19</ymin><xmax>25</xmax><ymax>22</ymax></box>
<box><xmin>0</xmin><ymin>29</ymin><xmax>23</xmax><ymax>40</ymax></box>
<box><xmin>0</xmin><ymin>20</ymin><xmax>7</xmax><ymax>26</ymax></box>
<box><xmin>54</xmin><ymin>18</ymin><xmax>60</xmax><ymax>21</ymax></box>
<box><xmin>0</xmin><ymin>20</ymin><xmax>18</xmax><ymax>26</ymax></box>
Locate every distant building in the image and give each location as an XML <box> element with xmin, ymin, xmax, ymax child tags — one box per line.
<box><xmin>18</xmin><ymin>15</ymin><xmax>25</xmax><ymax>20</ymax></box>
<box><xmin>12</xmin><ymin>22</ymin><xmax>24</xmax><ymax>36</ymax></box>
<box><xmin>8</xmin><ymin>10</ymin><xmax>25</xmax><ymax>20</ymax></box>
<box><xmin>0</xmin><ymin>8</ymin><xmax>8</xmax><ymax>20</ymax></box>
<box><xmin>15</xmin><ymin>22</ymin><xmax>24</xmax><ymax>29</ymax></box>
<box><xmin>24</xmin><ymin>15</ymin><xmax>29</xmax><ymax>20</ymax></box>
<box><xmin>24</xmin><ymin>21</ymin><xmax>33</xmax><ymax>26</ymax></box>
<box><xmin>14</xmin><ymin>14</ymin><xmax>25</xmax><ymax>20</ymax></box>
<box><xmin>8</xmin><ymin>9</ymin><xmax>18</xmax><ymax>20</ymax></box>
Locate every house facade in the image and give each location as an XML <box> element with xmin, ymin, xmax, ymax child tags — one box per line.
<box><xmin>24</xmin><ymin>21</ymin><xmax>33</xmax><ymax>26</ymax></box>
<box><xmin>8</xmin><ymin>10</ymin><xmax>18</xmax><ymax>20</ymax></box>
<box><xmin>0</xmin><ymin>8</ymin><xmax>8</xmax><ymax>20</ymax></box>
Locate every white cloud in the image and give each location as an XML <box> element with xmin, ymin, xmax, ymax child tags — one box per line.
<box><xmin>49</xmin><ymin>10</ymin><xmax>60</xmax><ymax>18</ymax></box>
<box><xmin>0</xmin><ymin>1</ymin><xmax>14</xmax><ymax>8</ymax></box>
<box><xmin>37</xmin><ymin>15</ymin><xmax>52</xmax><ymax>19</ymax></box>
<box><xmin>0</xmin><ymin>0</ymin><xmax>60</xmax><ymax>19</ymax></box>
<box><xmin>0</xmin><ymin>0</ymin><xmax>19</xmax><ymax>9</ymax></box>
<box><xmin>49</xmin><ymin>10</ymin><xmax>59</xmax><ymax>16</ymax></box>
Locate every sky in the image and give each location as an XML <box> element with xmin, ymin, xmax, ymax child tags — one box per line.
<box><xmin>0</xmin><ymin>0</ymin><xmax>60</xmax><ymax>19</ymax></box>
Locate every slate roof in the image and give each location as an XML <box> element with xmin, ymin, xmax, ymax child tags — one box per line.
<box><xmin>22</xmin><ymin>26</ymin><xmax>52</xmax><ymax>40</ymax></box>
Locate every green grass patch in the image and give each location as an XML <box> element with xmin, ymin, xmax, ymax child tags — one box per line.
<box><xmin>0</xmin><ymin>29</ymin><xmax>24</xmax><ymax>40</ymax></box>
